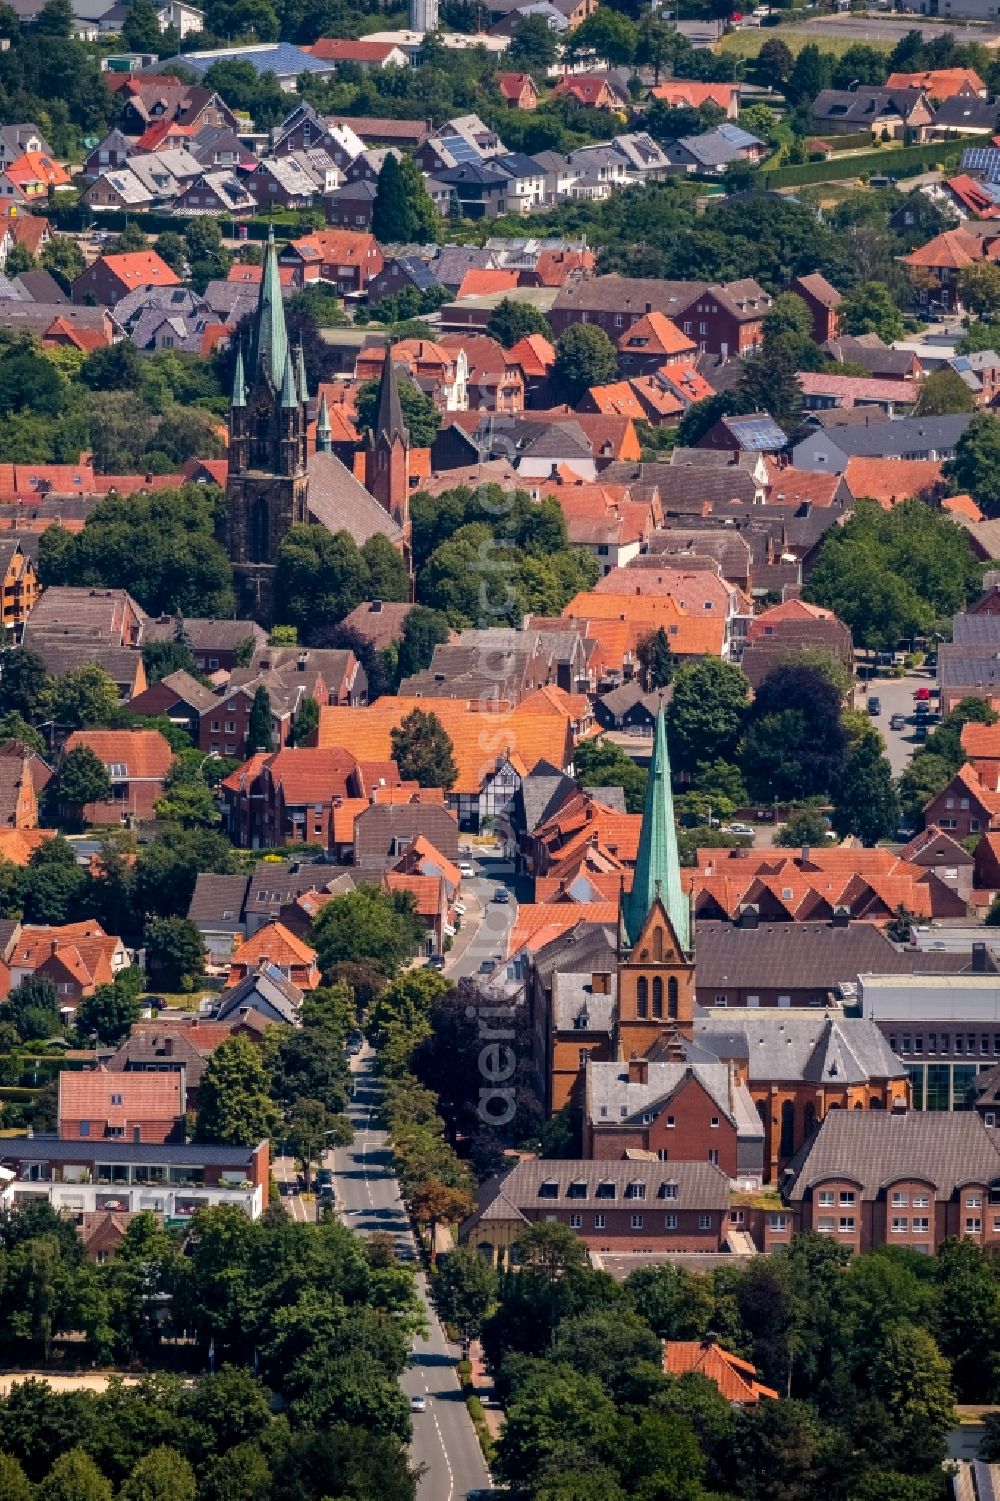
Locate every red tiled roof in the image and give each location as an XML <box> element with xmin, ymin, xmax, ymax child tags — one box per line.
<box><xmin>663</xmin><ymin>1341</ymin><xmax>778</xmax><ymax>1404</ymax></box>
<box><xmin>59</xmin><ymin>1070</ymin><xmax>183</xmax><ymax>1122</ymax></box>
<box><xmin>383</xmin><ymin>871</ymin><xmax>443</xmax><ymax>916</ymax></box>
<box><xmin>63</xmin><ymin>729</ymin><xmax>173</xmax><ymax>779</ymax></box>
<box><xmin>886</xmin><ymin>67</ymin><xmax>985</xmax><ymax>97</ymax></box>
<box><xmin>617</xmin><ymin>310</ymin><xmax>696</xmax><ymax>359</ymax></box>
<box><xmin>457</xmin><ymin>268</ymin><xmax>520</xmax><ymax>299</ymax></box>
<box><xmin>841</xmin><ymin>457</ymin><xmax>943</xmax><ymax>507</ymax></box>
<box><xmin>508</xmin><ymin>333</ymin><xmax>556</xmax><ymax>375</ymax></box>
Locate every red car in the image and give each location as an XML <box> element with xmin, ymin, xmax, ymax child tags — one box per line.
<box><xmin>914</xmin><ymin>687</ymin><xmax>931</xmax><ymax>701</ymax></box>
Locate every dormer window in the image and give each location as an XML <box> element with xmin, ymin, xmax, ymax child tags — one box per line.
<box><xmin>538</xmin><ymin>1180</ymin><xmax>558</xmax><ymax>1199</ymax></box>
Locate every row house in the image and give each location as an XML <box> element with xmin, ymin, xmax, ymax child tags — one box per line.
<box><xmin>550</xmin><ymin>275</ymin><xmax>771</xmax><ymax>357</ymax></box>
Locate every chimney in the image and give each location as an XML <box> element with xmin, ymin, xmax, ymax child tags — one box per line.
<box><xmin>628</xmin><ymin>1057</ymin><xmax>649</xmax><ymax>1084</ymax></box>
<box><xmin>50</xmin><ymin>939</ymin><xmax>58</xmax><ymax>955</ymax></box>
<box><xmin>739</xmin><ymin>904</ymin><xmax>758</xmax><ymax>929</ymax></box>
<box><xmin>592</xmin><ymin>970</ymin><xmax>611</xmax><ymax>995</ymax></box>
<box><xmin>973</xmin><ymin>941</ymin><xmax>988</xmax><ymax>973</ymax></box>
<box><xmin>801</xmin><ymin>845</ymin><xmax>810</xmax><ymax>865</ymax></box>
<box><xmin>727</xmin><ymin>1058</ymin><xmax>736</xmax><ymax>1112</ymax></box>
<box><xmin>372</xmin><ymin>599</ymin><xmax>383</xmax><ymax>612</ymax></box>
<box><xmin>832</xmin><ymin>907</ymin><xmax>850</xmax><ymax>928</ymax></box>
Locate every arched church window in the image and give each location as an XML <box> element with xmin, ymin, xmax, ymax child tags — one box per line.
<box><xmin>636</xmin><ymin>976</ymin><xmax>648</xmax><ymax>1018</ymax></box>
<box><xmin>652</xmin><ymin>977</ymin><xmax>663</xmax><ymax>1019</ymax></box>
<box><xmin>668</xmin><ymin>977</ymin><xmax>678</xmax><ymax>1020</ymax></box>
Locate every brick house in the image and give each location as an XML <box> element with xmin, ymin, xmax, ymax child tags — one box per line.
<box><xmin>461</xmin><ymin>1157</ymin><xmax>732</xmax><ymax>1263</ymax></box>
<box><xmin>923</xmin><ymin>763</ymin><xmax>1000</xmax><ymax>841</ymax></box>
<box><xmin>497</xmin><ymin>72</ymin><xmax>538</xmax><ymax>110</ymax></box>
<box><xmin>584</xmin><ymin>1057</ymin><xmax>764</xmax><ymax>1179</ymax></box>
<box><xmin>280</xmin><ymin>229</ymin><xmax>383</xmax><ymax>294</ymax></box>
<box><xmin>0</xmin><ymin>540</ymin><xmax>39</xmax><ymax>640</ymax></box>
<box><xmin>57</xmin><ymin>1069</ymin><xmax>185</xmax><ymax>1145</ymax></box>
<box><xmin>790</xmin><ymin>272</ymin><xmax>843</xmax><ymax>344</ymax></box>
<box><xmin>663</xmin><ymin>1339</ymin><xmax>778</xmax><ymax>1403</ymax></box>
<box><xmin>7</xmin><ymin>921</ymin><xmax>128</xmax><ymax>1009</ymax></box>
<box><xmin>550</xmin><ymin>275</ymin><xmax>770</xmax><ymax>357</ymax></box>
<box><xmin>71</xmin><ymin>250</ymin><xmax>181</xmax><ymax>306</ymax></box>
<box><xmin>60</xmin><ymin>729</ymin><xmax>174</xmax><ymax>826</ymax></box>
<box><xmin>225</xmin><ymin>920</ymin><xmax>320</xmax><ymax>991</ymax></box>
<box><xmin>782</xmin><ymin>1109</ymin><xmax>1000</xmax><ymax>1255</ymax></box>
<box><xmin>141</xmin><ymin>616</ymin><xmax>266</xmax><ymax>673</ymax></box>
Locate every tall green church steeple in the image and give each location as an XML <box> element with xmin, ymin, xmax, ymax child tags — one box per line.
<box><xmin>622</xmin><ymin>704</ymin><xmax>689</xmax><ymax>954</ymax></box>
<box><xmin>250</xmin><ymin>226</ymin><xmax>288</xmax><ymax>388</ymax></box>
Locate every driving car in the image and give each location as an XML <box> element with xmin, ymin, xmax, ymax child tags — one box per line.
<box><xmin>459</xmin><ymin>861</ymin><xmax>475</xmax><ymax>877</ymax></box>
<box><xmin>867</xmin><ymin>696</ymin><xmax>881</xmax><ymax>717</ymax></box>
<box><xmin>409</xmin><ymin>1395</ymin><xmax>427</xmax><ymax>1413</ymax></box>
<box><xmin>889</xmin><ymin>713</ymin><xmax>906</xmax><ymax>731</ymax></box>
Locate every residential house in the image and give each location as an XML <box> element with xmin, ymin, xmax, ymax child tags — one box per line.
<box><xmin>224</xmin><ymin>920</ymin><xmax>319</xmax><ymax>991</ymax></box>
<box><xmin>57</xmin><ymin>1070</ymin><xmax>185</xmax><ymax>1145</ymax></box>
<box><xmin>663</xmin><ymin>1339</ymin><xmax>778</xmax><ymax>1404</ymax></box>
<box><xmin>617</xmin><ymin>311</ymin><xmax>697</xmax><ymax>376</ymax></box>
<box><xmin>72</xmin><ymin>250</ymin><xmax>181</xmax><ymax>305</ymax></box>
<box><xmin>82</xmin><ymin>129</ymin><xmax>134</xmax><ymax>181</ymax></box>
<box><xmin>886</xmin><ymin>67</ymin><xmax>987</xmax><ymax>98</ymax></box>
<box><xmin>648</xmin><ymin>81</ymin><xmax>740</xmax><ymax>117</ymax></box>
<box><xmin>740</xmin><ymin>597</ymin><xmax>852</xmax><ymax>687</ymax></box>
<box><xmin>661</xmin><ymin>127</ymin><xmax>763</xmax><ymax>176</ymax></box>
<box><xmin>497</xmin><ymin>71</ymin><xmax>538</xmax><ymax>109</ymax></box>
<box><xmin>439</xmin><ymin>332</ymin><xmax>521</xmax><ymax>412</ymax></box>
<box><xmin>141</xmin><ymin>616</ymin><xmax>265</xmax><ymax>674</ymax></box>
<box><xmin>280</xmin><ymin>228</ymin><xmax>383</xmax><ymax>294</ymax></box>
<box><xmin>798</xmin><ymin>371</ymin><xmax>917</xmax><ymax>415</ymax></box>
<box><xmin>0</xmin><ymin>753</ymin><xmax>39</xmax><ymax>832</ymax></box>
<box><xmin>790</xmin><ymin>272</ymin><xmax>843</xmax><ymax>343</ymax></box>
<box><xmin>0</xmin><ymin>540</ymin><xmax>39</xmax><ymax>639</ymax></box>
<box><xmin>303</xmin><ymin>37</ymin><xmax>408</xmax><ymax>67</ymax></box>
<box><xmin>60</xmin><ymin>729</ymin><xmax>173</xmax><ymax>826</ymax></box>
<box><xmin>553</xmin><ymin>73</ymin><xmax>628</xmax><ymax>109</ymax></box>
<box><xmin>127</xmin><ymin>670</ymin><xmax>219</xmax><ymax>738</ymax></box>
<box><xmin>782</xmin><ymin>1109</ymin><xmax>1000</xmax><ymax>1254</ymax></box>
<box><xmin>791</xmin><ymin>413</ymin><xmax>972</xmax><ymax>471</ymax></box>
<box><xmin>811</xmin><ymin>86</ymin><xmax>934</xmax><ymax>140</ymax></box>
<box><xmin>903</xmin><ymin>226</ymin><xmax>1000</xmax><ymax>310</ymax></box>
<box><xmin>550</xmin><ymin>275</ymin><xmax>771</xmax><ymax>357</ymax></box>
<box><xmin>216</xmin><ymin>963</ymin><xmax>304</xmax><ymax>1025</ymax></box>
<box><xmin>8</xmin><ymin>920</ymin><xmax>128</xmax><ymax>1010</ymax></box>
<box><xmin>461</xmin><ymin>1157</ymin><xmax>732</xmax><ymax>1263</ymax></box>
<box><xmin>822</xmin><ymin>333</ymin><xmax>922</xmax><ymax>381</ymax></box>
<box><xmin>174</xmin><ymin>172</ymin><xmax>257</xmax><ymax>217</ymax></box>
<box><xmin>324</xmin><ymin>178</ymin><xmax>379</xmax><ymax>230</ymax></box>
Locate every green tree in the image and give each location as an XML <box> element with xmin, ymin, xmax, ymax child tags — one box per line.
<box><xmin>668</xmin><ymin>658</ymin><xmax>749</xmax><ymax>773</ymax></box>
<box><xmin>247</xmin><ymin>686</ymin><xmax>272</xmax><ymax>753</ymax></box>
<box><xmin>486</xmin><ymin>298</ymin><xmax>552</xmax><ymax>349</ymax></box>
<box><xmin>757</xmin><ymin>35</ymin><xmax>794</xmax><ymax>86</ymax></box>
<box><xmin>914</xmin><ymin>367</ymin><xmax>976</xmax><ymax>416</ymax></box>
<box><xmin>868</xmin><ymin>1322</ymin><xmax>955</xmax><ymax>1473</ymax></box>
<box><xmin>786</xmin><ymin>41</ymin><xmax>832</xmax><ymax>106</ymax></box>
<box><xmin>144</xmin><ymin>915</ymin><xmax>204</xmax><ymax>990</ymax></box>
<box><xmin>958</xmin><ymin>263</ymin><xmax>1000</xmax><ymax>319</ymax></box>
<box><xmin>574</xmin><ymin>735</ymin><xmax>648</xmax><ymax>813</ymax></box>
<box><xmin>51</xmin><ymin>666</ymin><xmax>119</xmax><ymax>729</ymax></box>
<box><xmin>741</xmin><ymin>658</ymin><xmax>848</xmax><ymax>803</ymax></box>
<box><xmin>291</xmin><ymin>694</ymin><xmax>319</xmax><ymax>747</ymax></box>
<box><xmin>355</xmin><ymin>373</ymin><xmax>440</xmax><ymax>448</ymax></box>
<box><xmin>120</xmin><ymin>1448</ymin><xmax>195</xmax><ymax>1501</ymax></box>
<box><xmin>496</xmin><ymin>1362</ymin><xmax>619</xmax><ymax>1488</ymax></box>
<box><xmin>34</xmin><ymin>0</ymin><xmax>73</xmax><ymax>36</ymax></box>
<box><xmin>0</xmin><ymin>647</ymin><xmax>52</xmax><ymax>721</ymax></box>
<box><xmin>311</xmin><ymin>886</ymin><xmax>423</xmax><ymax>977</ymax></box>
<box><xmin>636</xmin><ymin>627</ymin><xmax>674</xmax><ymax>689</ymax></box>
<box><xmin>5</xmin><ymin>243</ymin><xmax>35</xmax><ymax>277</ymax></box>
<box><xmin>435</xmin><ymin>1245</ymin><xmax>497</xmax><ymax>1339</ymax></box>
<box><xmin>565</xmin><ymin>5</ymin><xmax>637</xmax><ymax>65</ymax></box>
<box><xmin>389</xmin><ymin>706</ymin><xmax>458</xmax><ymax>789</ymax></box>
<box><xmin>121</xmin><ymin>0</ymin><xmax>163</xmax><ymax>49</ymax></box>
<box><xmin>0</xmin><ymin>1454</ymin><xmax>32</xmax><ymax>1501</ymax></box>
<box><xmin>195</xmin><ymin>1034</ymin><xmax>279</xmax><ymax>1145</ymax></box>
<box><xmin>841</xmin><ymin>281</ymin><xmax>906</xmax><ymax>343</ymax></box>
<box><xmin>506</xmin><ymin>13</ymin><xmax>558</xmax><ymax>70</ymax></box>
<box><xmin>833</xmin><ymin>736</ymin><xmax>899</xmax><ymax>845</ymax></box>
<box><xmin>75</xmin><ymin>979</ymin><xmax>143</xmax><ymax>1046</ymax></box>
<box><xmin>553</xmin><ymin>324</ymin><xmax>618</xmax><ymax>405</ymax></box>
<box><xmin>286</xmin><ymin>1096</ymin><xmax>339</xmax><ymax>1189</ymax></box>
<box><xmin>395</xmin><ymin>605</ymin><xmax>450</xmax><ymax>684</ymax></box>
<box><xmin>635</xmin><ymin>11</ymin><xmax>674</xmax><ymax>82</ymax></box>
<box><xmin>58</xmin><ymin>745</ymin><xmax>111</xmax><ymax>819</ymax></box>
<box><xmin>946</xmin><ymin>410</ymin><xmax>1000</xmax><ymax>515</ymax></box>
<box><xmin>37</xmin><ymin>1450</ymin><xmax>112</xmax><ymax>1501</ymax></box>
<box><xmin>775</xmin><ymin>807</ymin><xmax>833</xmax><ymax>848</ymax></box>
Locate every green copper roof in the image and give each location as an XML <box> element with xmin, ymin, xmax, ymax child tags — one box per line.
<box><xmin>296</xmin><ymin>341</ymin><xmax>309</xmax><ymax>403</ymax></box>
<box><xmin>231</xmin><ymin>343</ymin><xmax>246</xmax><ymax>408</ymax></box>
<box><xmin>251</xmin><ymin>226</ymin><xmax>288</xmax><ymax>389</ymax></box>
<box><xmin>316</xmin><ymin>390</ymin><xmax>331</xmax><ymax>452</ymax></box>
<box><xmin>622</xmin><ymin>704</ymin><xmax>689</xmax><ymax>953</ymax></box>
<box><xmin>280</xmin><ymin>349</ymin><xmax>298</xmax><ymax>408</ymax></box>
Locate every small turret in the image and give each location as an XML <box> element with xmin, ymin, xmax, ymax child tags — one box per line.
<box><xmin>316</xmin><ymin>391</ymin><xmax>332</xmax><ymax>454</ymax></box>
<box><xmin>280</xmin><ymin>349</ymin><xmax>298</xmax><ymax>408</ymax></box>
<box><xmin>231</xmin><ymin>344</ymin><xmax>246</xmax><ymax>408</ymax></box>
<box><xmin>296</xmin><ymin>340</ymin><xmax>309</xmax><ymax>404</ymax></box>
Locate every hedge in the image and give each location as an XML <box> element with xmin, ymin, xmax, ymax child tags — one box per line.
<box><xmin>756</xmin><ymin>139</ymin><xmax>966</xmax><ymax>189</ymax></box>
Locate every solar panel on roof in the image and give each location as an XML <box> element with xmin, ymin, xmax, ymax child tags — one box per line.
<box><xmin>436</xmin><ymin>132</ymin><xmax>481</xmax><ymax>165</ymax></box>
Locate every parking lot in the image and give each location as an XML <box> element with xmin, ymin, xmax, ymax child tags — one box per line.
<box><xmin>853</xmin><ymin>670</ymin><xmax>939</xmax><ymax>778</ymax></box>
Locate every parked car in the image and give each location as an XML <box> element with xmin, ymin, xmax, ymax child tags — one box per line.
<box><xmin>479</xmin><ymin>957</ymin><xmax>497</xmax><ymax>974</ymax></box>
<box><xmin>724</xmin><ymin>823</ymin><xmax>755</xmax><ymax>837</ymax></box>
<box><xmin>915</xmin><ymin>700</ymin><xmax>930</xmax><ymax>718</ymax></box>
<box><xmin>346</xmin><ymin>1031</ymin><xmax>363</xmax><ymax>1055</ymax></box>
<box><xmin>459</xmin><ymin>861</ymin><xmax>475</xmax><ymax>878</ymax></box>
<box><xmin>889</xmin><ymin>712</ymin><xmax>906</xmax><ymax>731</ymax></box>
<box><xmin>914</xmin><ymin>686</ymin><xmax>931</xmax><ymax>701</ymax></box>
<box><xmin>914</xmin><ymin>723</ymin><xmax>928</xmax><ymax>742</ymax></box>
<box><xmin>492</xmin><ymin>887</ymin><xmax>510</xmax><ymax>904</ymax></box>
<box><xmin>426</xmin><ymin>954</ymin><xmax>445</xmax><ymax>969</ymax></box>
<box><xmin>867</xmin><ymin>696</ymin><xmax>881</xmax><ymax>716</ymax></box>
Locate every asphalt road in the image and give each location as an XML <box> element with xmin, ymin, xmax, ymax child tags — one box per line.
<box><xmin>447</xmin><ymin>841</ymin><xmax>518</xmax><ymax>981</ymax></box>
<box><xmin>853</xmin><ymin>667</ymin><xmax>939</xmax><ymax>778</ymax></box>
<box><xmin>330</xmin><ymin>1054</ymin><xmax>494</xmax><ymax>1501</ymax></box>
<box><xmin>795</xmin><ymin>12</ymin><xmax>1000</xmax><ymax>43</ymax></box>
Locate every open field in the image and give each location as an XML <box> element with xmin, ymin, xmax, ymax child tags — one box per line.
<box><xmin>718</xmin><ymin>24</ymin><xmax>893</xmax><ymax>58</ymax></box>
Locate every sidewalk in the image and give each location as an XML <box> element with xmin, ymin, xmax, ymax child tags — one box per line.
<box><xmin>444</xmin><ymin>887</ymin><xmax>484</xmax><ymax>971</ymax></box>
<box><xmin>467</xmin><ymin>1339</ymin><xmax>503</xmax><ymax>1440</ymax></box>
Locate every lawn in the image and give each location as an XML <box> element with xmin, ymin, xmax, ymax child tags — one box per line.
<box><xmin>718</xmin><ymin>24</ymin><xmax>894</xmax><ymax>58</ymax></box>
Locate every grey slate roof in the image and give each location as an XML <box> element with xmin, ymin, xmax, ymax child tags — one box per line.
<box><xmin>529</xmin><ymin>920</ymin><xmax>619</xmax><ymax>984</ymax></box>
<box><xmin>794</xmin><ymin>413</ymin><xmax>972</xmax><ymax>461</ymax></box>
<box><xmin>216</xmin><ymin>963</ymin><xmax>303</xmax><ymax>1025</ymax></box>
<box><xmin>552</xmin><ymin>972</ymin><xmax>616</xmax><ymax>1034</ymax></box>
<box><xmin>696</xmin><ymin>1014</ymin><xmax>905</xmax><ymax>1086</ymax></box>
<box><xmin>0</xmin><ymin>1136</ymin><xmax>264</xmax><ymax>1167</ymax></box>
<box><xmin>187</xmin><ymin>872</ymin><xmax>250</xmax><ymax>928</ymax></box>
<box><xmin>306</xmin><ymin>451</ymin><xmax>403</xmax><ymax>547</ymax></box>
<box><xmin>469</xmin><ymin>1156</ymin><xmax>732</xmax><ymax>1225</ymax></box>
<box><xmin>694</xmin><ymin>921</ymin><xmax>970</xmax><ymax>992</ymax></box>
<box><xmin>519</xmin><ymin>762</ymin><xmax>576</xmax><ymax>832</ymax></box>
<box><xmin>587</xmin><ymin>1059</ymin><xmax>762</xmax><ymax>1137</ymax></box>
<box><xmin>783</xmin><ymin>1109</ymin><xmax>1000</xmax><ymax>1201</ymax></box>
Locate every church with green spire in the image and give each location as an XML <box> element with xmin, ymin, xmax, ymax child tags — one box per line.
<box><xmin>224</xmin><ymin>228</ymin><xmax>311</xmax><ymax>620</ymax></box>
<box><xmin>616</xmin><ymin>704</ymin><xmax>695</xmax><ymax>1059</ymax></box>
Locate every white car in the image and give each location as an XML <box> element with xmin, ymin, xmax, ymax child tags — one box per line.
<box><xmin>459</xmin><ymin>862</ymin><xmax>475</xmax><ymax>878</ymax></box>
<box><xmin>454</xmin><ymin>901</ymin><xmax>466</xmax><ymax>916</ymax></box>
<box><xmin>410</xmin><ymin>1394</ymin><xmax>427</xmax><ymax>1413</ymax></box>
<box><xmin>725</xmin><ymin>824</ymin><xmax>755</xmax><ymax>838</ymax></box>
